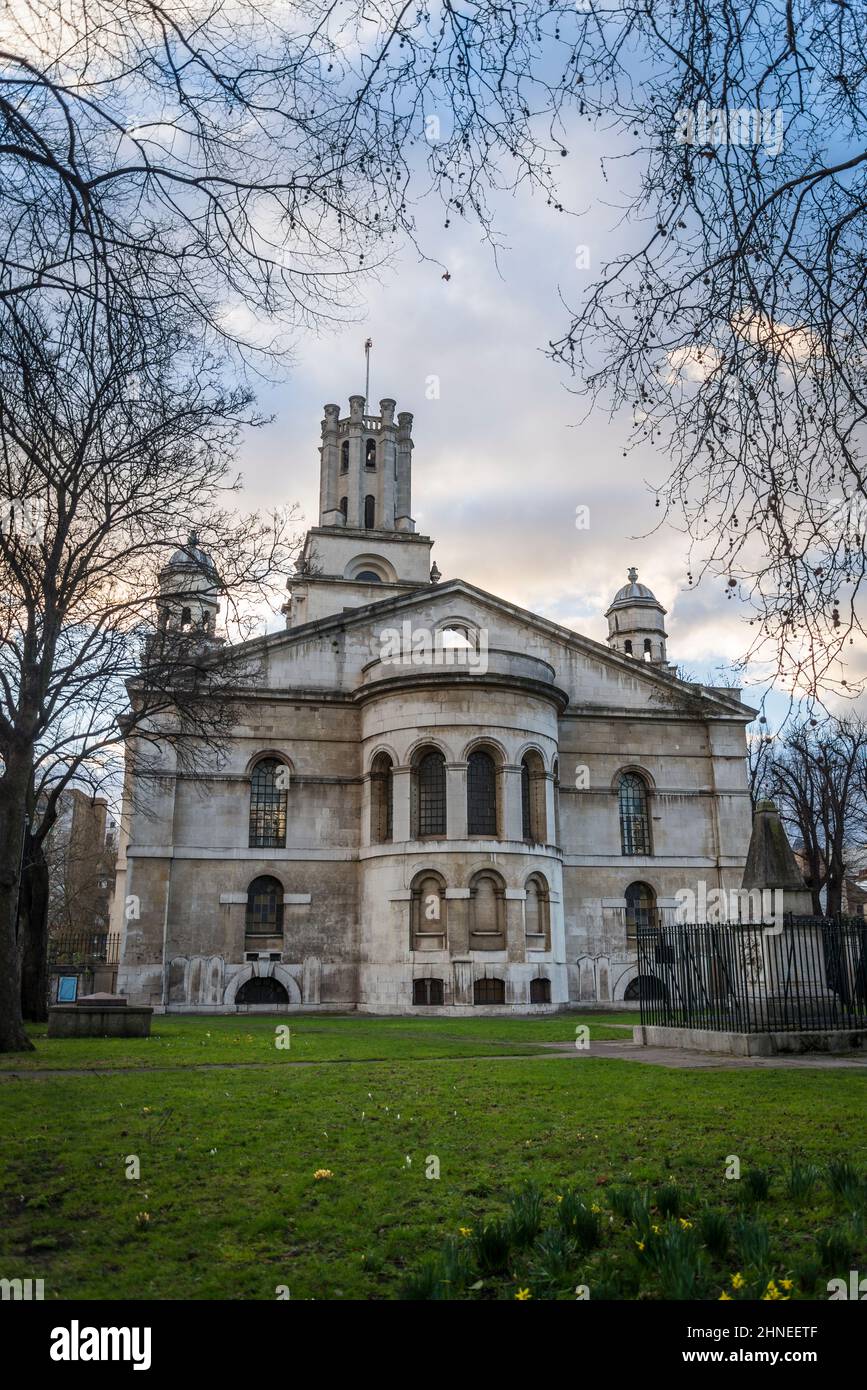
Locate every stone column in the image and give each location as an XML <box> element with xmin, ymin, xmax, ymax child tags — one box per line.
<box><xmin>445</xmin><ymin>889</ymin><xmax>470</xmax><ymax>955</ymax></box>
<box><xmin>379</xmin><ymin>399</ymin><xmax>397</xmax><ymax>528</ymax></box>
<box><xmin>502</xmin><ymin>764</ymin><xmax>524</xmax><ymax>841</ymax></box>
<box><xmin>392</xmin><ymin>766</ymin><xmax>412</xmax><ymax>842</ymax></box>
<box><xmin>446</xmin><ymin>762</ymin><xmax>467</xmax><ymax>839</ymax></box>
<box><xmin>505</xmin><ymin>889</ymin><xmax>526</xmax><ymax>961</ymax></box>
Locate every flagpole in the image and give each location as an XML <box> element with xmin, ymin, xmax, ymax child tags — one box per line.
<box><xmin>364</xmin><ymin>338</ymin><xmax>372</xmax><ymax>411</ymax></box>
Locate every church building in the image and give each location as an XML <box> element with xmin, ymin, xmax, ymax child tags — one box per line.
<box><xmin>114</xmin><ymin>393</ymin><xmax>756</xmax><ymax>1012</ymax></box>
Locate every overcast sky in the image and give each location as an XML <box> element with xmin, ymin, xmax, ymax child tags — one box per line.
<box><xmin>230</xmin><ymin>134</ymin><xmax>864</xmax><ymax>732</ymax></box>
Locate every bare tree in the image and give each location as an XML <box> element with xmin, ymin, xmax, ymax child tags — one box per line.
<box><xmin>551</xmin><ymin>1</ymin><xmax>867</xmax><ymax>696</ymax></box>
<box><xmin>0</xmin><ymin>290</ymin><xmax>300</xmax><ymax>1050</ymax></box>
<box><xmin>1</xmin><ymin>1</ymin><xmax>580</xmax><ymax>353</ymax></box>
<box><xmin>752</xmin><ymin>716</ymin><xmax>867</xmax><ymax>914</ymax></box>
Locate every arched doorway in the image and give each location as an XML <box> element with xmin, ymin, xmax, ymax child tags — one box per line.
<box><xmin>236</xmin><ymin>976</ymin><xmax>290</xmax><ymax>1006</ymax></box>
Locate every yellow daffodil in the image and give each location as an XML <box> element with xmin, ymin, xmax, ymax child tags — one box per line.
<box><xmin>515</xmin><ymin>1287</ymin><xmax>532</xmax><ymax>1300</ymax></box>
<box><xmin>313</xmin><ymin>1168</ymin><xmax>333</xmax><ymax>1180</ymax></box>
<box><xmin>458</xmin><ymin>1226</ymin><xmax>473</xmax><ymax>1238</ymax></box>
<box><xmin>719</xmin><ymin>1292</ymin><xmax>731</xmax><ymax>1301</ymax></box>
<box><xmin>731</xmin><ymin>1272</ymin><xmax>746</xmax><ymax>1290</ymax></box>
<box><xmin>635</xmin><ymin>1240</ymin><xmax>645</xmax><ymax>1251</ymax></box>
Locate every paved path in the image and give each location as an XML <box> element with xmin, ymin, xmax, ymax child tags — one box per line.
<box><xmin>2</xmin><ymin>1036</ymin><xmax>865</xmax><ymax>1080</ymax></box>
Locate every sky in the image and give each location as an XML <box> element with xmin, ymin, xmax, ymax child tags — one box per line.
<box><xmin>229</xmin><ymin>126</ymin><xmax>861</xmax><ymax>734</ymax></box>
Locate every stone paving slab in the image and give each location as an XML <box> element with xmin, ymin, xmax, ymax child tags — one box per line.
<box><xmin>553</xmin><ymin>1039</ymin><xmax>867</xmax><ymax>1070</ymax></box>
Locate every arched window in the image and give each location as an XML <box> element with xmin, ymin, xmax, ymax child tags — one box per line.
<box><xmin>370</xmin><ymin>753</ymin><xmax>393</xmax><ymax>843</ymax></box>
<box><xmin>524</xmin><ymin>874</ymin><xmax>551</xmax><ymax>950</ymax></box>
<box><xmin>625</xmin><ymin>881</ymin><xmax>656</xmax><ymax>943</ymax></box>
<box><xmin>521</xmin><ymin>751</ymin><xmax>546</xmax><ymax>842</ymax></box>
<box><xmin>339</xmin><ymin>496</ymin><xmax>348</xmax><ymax>521</ymax></box>
<box><xmin>340</xmin><ymin>439</ymin><xmax>349</xmax><ymax>473</ymax></box>
<box><xmin>355</xmin><ymin>570</ymin><xmax>382</xmax><ymax>583</ymax></box>
<box><xmin>469</xmin><ymin>870</ymin><xmax>506</xmax><ymax>950</ymax></box>
<box><xmin>180</xmin><ymin>605</ymin><xmax>192</xmax><ymax>628</ymax></box>
<box><xmin>625</xmin><ymin>974</ymin><xmax>667</xmax><ymax>1003</ymax></box>
<box><xmin>249</xmin><ymin>758</ymin><xmax>288</xmax><ymax>848</ymax></box>
<box><xmin>530</xmin><ymin>977</ymin><xmax>551</xmax><ymax>1004</ymax></box>
<box><xmin>413</xmin><ymin>977</ymin><xmax>444</xmax><ymax>1005</ymax></box>
<box><xmin>624</xmin><ymin>639</ymin><xmax>633</xmax><ymax>655</ymax></box>
<box><xmin>552</xmin><ymin>758</ymin><xmax>561</xmax><ymax>846</ymax></box>
<box><xmin>412</xmin><ymin>748</ymin><xmax>446</xmax><ymax>837</ymax></box>
<box><xmin>643</xmin><ymin>637</ymin><xmax>652</xmax><ymax>661</ymax></box>
<box><xmin>365</xmin><ymin>438</ymin><xmax>377</xmax><ymax>469</ymax></box>
<box><xmin>467</xmin><ymin>749</ymin><xmax>497</xmax><ymax>836</ymax></box>
<box><xmin>364</xmin><ymin>494</ymin><xmax>375</xmax><ymax>529</ymax></box>
<box><xmin>411</xmin><ymin>871</ymin><xmax>447</xmax><ymax>951</ymax></box>
<box><xmin>619</xmin><ymin>772</ymin><xmax>651</xmax><ymax>855</ymax></box>
<box><xmin>474</xmin><ymin>977</ymin><xmax>505</xmax><ymax>1005</ymax></box>
<box><xmin>245</xmin><ymin>875</ymin><xmax>284</xmax><ymax>936</ymax></box>
<box><xmin>236</xmin><ymin>976</ymin><xmax>289</xmax><ymax>1006</ymax></box>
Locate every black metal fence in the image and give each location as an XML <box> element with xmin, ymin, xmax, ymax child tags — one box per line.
<box><xmin>637</xmin><ymin>917</ymin><xmax>867</xmax><ymax>1033</ymax></box>
<box><xmin>48</xmin><ymin>932</ymin><xmax>121</xmax><ymax>967</ymax></box>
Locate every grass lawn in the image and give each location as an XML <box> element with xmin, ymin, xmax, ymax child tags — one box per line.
<box><xmin>0</xmin><ymin>1011</ymin><xmax>631</xmax><ymax>1070</ymax></box>
<box><xmin>1</xmin><ymin>1013</ymin><xmax>864</xmax><ymax>1301</ymax></box>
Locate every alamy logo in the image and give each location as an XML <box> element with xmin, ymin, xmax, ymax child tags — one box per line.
<box><xmin>674</xmin><ymin>101</ymin><xmax>783</xmax><ymax>156</ymax></box>
<box><xmin>675</xmin><ymin>884</ymin><xmax>784</xmax><ymax>932</ymax></box>
<box><xmin>827</xmin><ymin>1271</ymin><xmax>867</xmax><ymax>1300</ymax></box>
<box><xmin>377</xmin><ymin>622</ymin><xmax>488</xmax><ymax>673</ymax></box>
<box><xmin>0</xmin><ymin>1277</ymin><xmax>44</xmax><ymax>1300</ymax></box>
<box><xmin>49</xmin><ymin>1320</ymin><xmax>152</xmax><ymax>1371</ymax></box>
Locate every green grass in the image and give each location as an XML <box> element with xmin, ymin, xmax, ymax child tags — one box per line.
<box><xmin>1</xmin><ymin>1014</ymin><xmax>863</xmax><ymax>1300</ymax></box>
<box><xmin>0</xmin><ymin>1011</ymin><xmax>631</xmax><ymax>1070</ymax></box>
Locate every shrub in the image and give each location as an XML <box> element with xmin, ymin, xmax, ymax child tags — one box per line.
<box><xmin>528</xmin><ymin>1227</ymin><xmax>579</xmax><ymax>1292</ymax></box>
<box><xmin>656</xmin><ymin>1183</ymin><xmax>682</xmax><ymax>1218</ymax></box>
<box><xmin>472</xmin><ymin>1219</ymin><xmax>513</xmax><ymax>1275</ymax></box>
<box><xmin>507</xmin><ymin>1183</ymin><xmax>544</xmax><ymax>1248</ymax></box>
<box><xmin>732</xmin><ymin>1217</ymin><xmax>770</xmax><ymax>1271</ymax></box>
<box><xmin>698</xmin><ymin>1208</ymin><xmax>730</xmax><ymax>1259</ymax></box>
<box><xmin>741</xmin><ymin>1168</ymin><xmax>772</xmax><ymax>1203</ymax></box>
<box><xmin>557</xmin><ymin>1191</ymin><xmax>602</xmax><ymax>1251</ymax></box>
<box><xmin>787</xmin><ymin>1158</ymin><xmax>821</xmax><ymax>1201</ymax></box>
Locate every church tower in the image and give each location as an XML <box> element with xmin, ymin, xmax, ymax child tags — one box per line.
<box><xmin>155</xmin><ymin>531</ymin><xmax>223</xmax><ymax>642</ymax></box>
<box><xmin>605</xmin><ymin>566</ymin><xmax>671</xmax><ymax>667</ymax></box>
<box><xmin>284</xmin><ymin>395</ymin><xmax>436</xmax><ymax>627</ymax></box>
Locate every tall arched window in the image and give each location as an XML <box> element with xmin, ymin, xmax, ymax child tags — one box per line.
<box><xmin>411</xmin><ymin>870</ymin><xmax>447</xmax><ymax>951</ymax></box>
<box><xmin>552</xmin><ymin>758</ymin><xmax>561</xmax><ymax>846</ymax></box>
<box><xmin>625</xmin><ymin>881</ymin><xmax>657</xmax><ymax>942</ymax></box>
<box><xmin>245</xmin><ymin>875</ymin><xmax>284</xmax><ymax>937</ymax></box>
<box><xmin>370</xmin><ymin>753</ymin><xmax>393</xmax><ymax>843</ymax></box>
<box><xmin>340</xmin><ymin>439</ymin><xmax>349</xmax><ymax>473</ymax></box>
<box><xmin>619</xmin><ymin>772</ymin><xmax>651</xmax><ymax>855</ymax></box>
<box><xmin>364</xmin><ymin>494</ymin><xmax>375</xmax><ymax>529</ymax></box>
<box><xmin>412</xmin><ymin>748</ymin><xmax>446</xmax><ymax>837</ymax></box>
<box><xmin>467</xmin><ymin>749</ymin><xmax>497</xmax><ymax>836</ymax></box>
<box><xmin>469</xmin><ymin>870</ymin><xmax>506</xmax><ymax>950</ymax></box>
<box><xmin>339</xmin><ymin>496</ymin><xmax>348</xmax><ymax>521</ymax></box>
<box><xmin>521</xmin><ymin>751</ymin><xmax>546</xmax><ymax>842</ymax></box>
<box><xmin>524</xmin><ymin>874</ymin><xmax>551</xmax><ymax>950</ymax></box>
<box><xmin>249</xmin><ymin>758</ymin><xmax>288</xmax><ymax>848</ymax></box>
<box><xmin>365</xmin><ymin>438</ymin><xmax>377</xmax><ymax>469</ymax></box>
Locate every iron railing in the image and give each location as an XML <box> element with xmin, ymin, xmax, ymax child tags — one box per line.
<box><xmin>637</xmin><ymin>916</ymin><xmax>867</xmax><ymax>1033</ymax></box>
<box><xmin>48</xmin><ymin>931</ymin><xmax>121</xmax><ymax>967</ymax></box>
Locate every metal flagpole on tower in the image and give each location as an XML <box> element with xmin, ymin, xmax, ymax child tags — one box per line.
<box><xmin>364</xmin><ymin>337</ymin><xmax>372</xmax><ymax>411</ymax></box>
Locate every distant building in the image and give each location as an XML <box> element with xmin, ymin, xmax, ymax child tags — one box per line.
<box><xmin>48</xmin><ymin>790</ymin><xmax>117</xmax><ymax>938</ymax></box>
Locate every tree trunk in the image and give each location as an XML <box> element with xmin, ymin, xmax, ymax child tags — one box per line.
<box><xmin>19</xmin><ymin>835</ymin><xmax>50</xmax><ymax>1021</ymax></box>
<box><xmin>0</xmin><ymin>762</ymin><xmax>34</xmax><ymax>1051</ymax></box>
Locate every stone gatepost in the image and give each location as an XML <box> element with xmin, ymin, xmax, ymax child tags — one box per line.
<box><xmin>741</xmin><ymin>799</ymin><xmax>836</xmax><ymax>1027</ymax></box>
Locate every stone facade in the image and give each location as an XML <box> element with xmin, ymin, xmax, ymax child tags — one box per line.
<box><xmin>113</xmin><ymin>396</ymin><xmax>756</xmax><ymax>1013</ymax></box>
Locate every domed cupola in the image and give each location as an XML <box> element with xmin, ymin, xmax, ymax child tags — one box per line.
<box><xmin>156</xmin><ymin>530</ymin><xmax>223</xmax><ymax>642</ymax></box>
<box><xmin>605</xmin><ymin>566</ymin><xmax>669</xmax><ymax>665</ymax></box>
